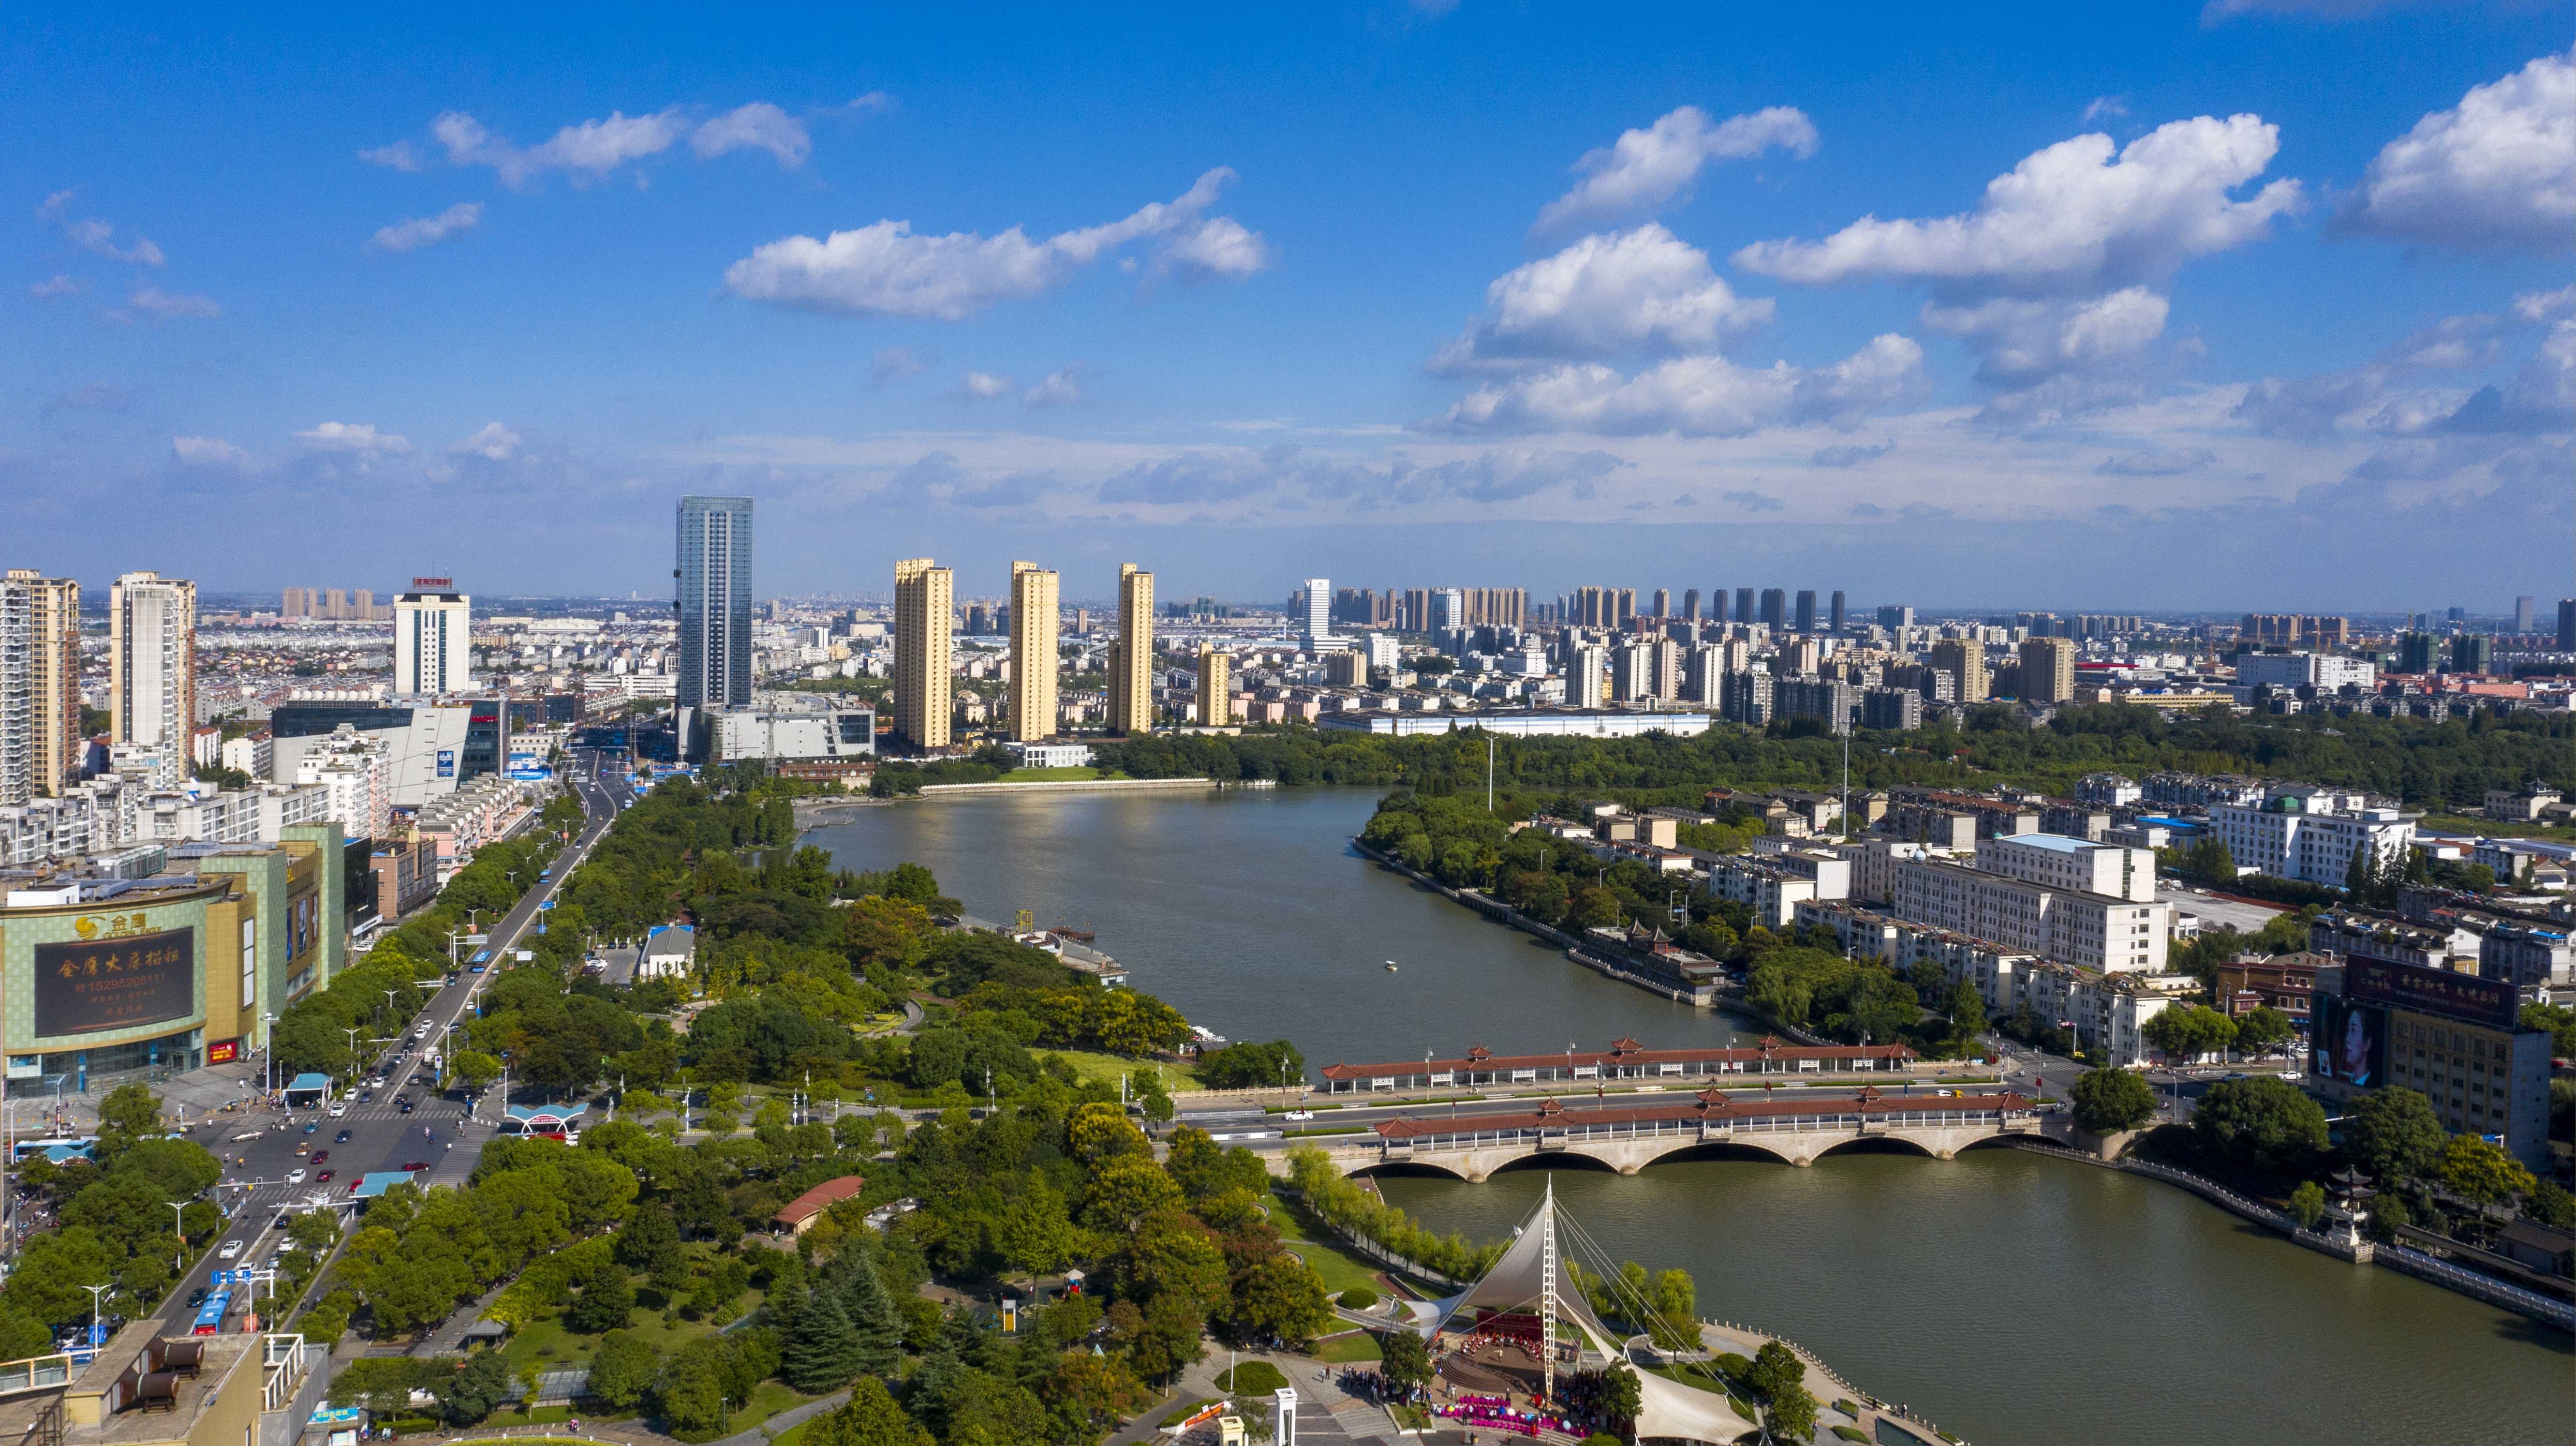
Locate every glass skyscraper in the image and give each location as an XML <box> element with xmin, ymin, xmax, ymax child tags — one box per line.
<box><xmin>676</xmin><ymin>495</ymin><xmax>754</xmax><ymax>711</ymax></box>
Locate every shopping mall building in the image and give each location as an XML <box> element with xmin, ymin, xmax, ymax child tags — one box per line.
<box><xmin>0</xmin><ymin>822</ymin><xmax>346</xmax><ymax>1096</ymax></box>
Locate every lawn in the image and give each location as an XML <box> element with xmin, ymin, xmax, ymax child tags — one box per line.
<box><xmin>1263</xmin><ymin>1189</ymin><xmax>1406</xmax><ymax>1299</ymax></box>
<box><xmin>497</xmin><ymin>1282</ymin><xmax>770</xmax><ymax>1380</ymax></box>
<box><xmin>996</xmin><ymin>766</ymin><xmax>1108</xmax><ymax>782</ymax></box>
<box><xmin>1310</xmin><ymin>1330</ymin><xmax>1382</xmax><ymax>1364</ymax></box>
<box><xmin>1043</xmin><ymin>1049</ymin><xmax>1205</xmax><ymax>1093</ymax></box>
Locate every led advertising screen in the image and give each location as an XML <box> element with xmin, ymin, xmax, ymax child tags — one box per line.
<box><xmin>2344</xmin><ymin>957</ymin><xmax>2518</xmax><ymax>1031</ymax></box>
<box><xmin>34</xmin><ymin>928</ymin><xmax>194</xmax><ymax>1037</ymax></box>
<box><xmin>2315</xmin><ymin>995</ymin><xmax>2386</xmax><ymax>1088</ymax></box>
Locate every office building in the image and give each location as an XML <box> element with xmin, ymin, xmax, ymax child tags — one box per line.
<box><xmin>1302</xmin><ymin>577</ymin><xmax>1333</xmax><ymax>645</ymax></box>
<box><xmin>892</xmin><ymin>558</ymin><xmax>955</xmax><ymax>750</ymax></box>
<box><xmin>109</xmin><ymin>571</ymin><xmax>195</xmax><ymax>791</ymax></box>
<box><xmin>393</xmin><ymin>581</ymin><xmax>472</xmax><ymax>695</ymax></box>
<box><xmin>1793</xmin><ymin>590</ymin><xmax>1818</xmax><ymax>635</ymax></box>
<box><xmin>0</xmin><ymin>571</ymin><xmax>81</xmax><ymax>804</ymax></box>
<box><xmin>1829</xmin><ymin>591</ymin><xmax>1846</xmax><ymax>634</ymax></box>
<box><xmin>2017</xmin><ymin>635</ymin><xmax>2076</xmax><ymax>705</ymax></box>
<box><xmin>1875</xmin><ymin>604</ymin><xmax>1909</xmax><ymax>632</ymax></box>
<box><xmin>2209</xmin><ymin>784</ymin><xmax>2415</xmax><ymax>888</ymax></box>
<box><xmin>708</xmin><ymin>700</ymin><xmax>877</xmax><ymax>764</ymax></box>
<box><xmin>1758</xmin><ymin>588</ymin><xmax>1787</xmax><ymax>631</ymax></box>
<box><xmin>2310</xmin><ymin>958</ymin><xmax>2551</xmax><ymax>1168</ymax></box>
<box><xmin>268</xmin><ymin>695</ymin><xmax>507</xmax><ymax>809</ymax></box>
<box><xmin>1196</xmin><ymin>645</ymin><xmax>1232</xmax><ymax>726</ymax></box>
<box><xmin>2558</xmin><ymin>598</ymin><xmax>2576</xmax><ymax>651</ymax></box>
<box><xmin>1429</xmin><ymin>588</ymin><xmax>1466</xmax><ymax>633</ymax></box>
<box><xmin>1733</xmin><ymin>588</ymin><xmax>1755</xmax><ymax>627</ymax></box>
<box><xmin>1007</xmin><ymin>561</ymin><xmax>1060</xmax><ymax>742</ymax></box>
<box><xmin>675</xmin><ymin>496</ymin><xmax>754</xmax><ymax>711</ymax></box>
<box><xmin>2512</xmin><ymin>596</ymin><xmax>2536</xmax><ymax>633</ymax></box>
<box><xmin>1890</xmin><ymin>856</ymin><xmax>2169</xmax><ymax>974</ymax></box>
<box><xmin>1106</xmin><ymin>564</ymin><xmax>1155</xmax><ymax>734</ymax></box>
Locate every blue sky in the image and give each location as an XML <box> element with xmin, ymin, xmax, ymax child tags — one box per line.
<box><xmin>8</xmin><ymin>2</ymin><xmax>2571</xmax><ymax>610</ymax></box>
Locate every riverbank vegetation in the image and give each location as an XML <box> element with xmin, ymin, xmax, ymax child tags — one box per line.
<box><xmin>1090</xmin><ymin>706</ymin><xmax>2574</xmax><ymax>813</ymax></box>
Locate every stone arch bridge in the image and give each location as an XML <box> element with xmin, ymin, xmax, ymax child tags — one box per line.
<box><xmin>1289</xmin><ymin>1087</ymin><xmax>2042</xmax><ymax>1181</ymax></box>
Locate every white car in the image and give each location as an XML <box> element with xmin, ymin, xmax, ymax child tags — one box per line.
<box><xmin>217</xmin><ymin>1239</ymin><xmax>245</xmax><ymax>1260</ymax></box>
<box><xmin>285</xmin><ymin>1167</ymin><xmax>308</xmax><ymax>1184</ymax></box>
<box><xmin>328</xmin><ymin>1103</ymin><xmax>348</xmax><ymax>1118</ymax></box>
<box><xmin>1284</xmin><ymin>1110</ymin><xmax>1314</xmax><ymax>1121</ymax></box>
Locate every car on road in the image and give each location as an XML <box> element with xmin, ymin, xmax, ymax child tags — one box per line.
<box><xmin>357</xmin><ymin>1089</ymin><xmax>375</xmax><ymax>1103</ymax></box>
<box><xmin>1284</xmin><ymin>1110</ymin><xmax>1314</xmax><ymax>1121</ymax></box>
<box><xmin>303</xmin><ymin>1121</ymin><xmax>319</xmax><ymax>1133</ymax></box>
<box><xmin>400</xmin><ymin>1161</ymin><xmax>429</xmax><ymax>1172</ymax></box>
<box><xmin>397</xmin><ymin>1098</ymin><xmax>414</xmax><ymax>1114</ymax></box>
<box><xmin>335</xmin><ymin>1130</ymin><xmax>352</xmax><ymax>1143</ymax></box>
<box><xmin>273</xmin><ymin>1214</ymin><xmax>295</xmax><ymax>1231</ymax></box>
<box><xmin>217</xmin><ymin>1239</ymin><xmax>245</xmax><ymax>1260</ymax></box>
<box><xmin>315</xmin><ymin>1170</ymin><xmax>334</xmax><ymax>1183</ymax></box>
<box><xmin>347</xmin><ymin>1180</ymin><xmax>364</xmax><ymax>1193</ymax></box>
<box><xmin>310</xmin><ymin>1150</ymin><xmax>328</xmax><ymax>1164</ymax></box>
<box><xmin>228</xmin><ymin>1130</ymin><xmax>264</xmax><ymax>1142</ymax></box>
<box><xmin>186</xmin><ymin>1287</ymin><xmax>209</xmax><ymax>1308</ymax></box>
<box><xmin>286</xmin><ymin>1168</ymin><xmax>307</xmax><ymax>1184</ymax></box>
<box><xmin>327</xmin><ymin>1103</ymin><xmax>348</xmax><ymax>1118</ymax></box>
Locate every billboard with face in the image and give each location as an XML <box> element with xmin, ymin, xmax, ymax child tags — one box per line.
<box><xmin>2315</xmin><ymin>995</ymin><xmax>2385</xmax><ymax>1088</ymax></box>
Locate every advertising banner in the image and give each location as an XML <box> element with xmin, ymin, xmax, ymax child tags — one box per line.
<box><xmin>2315</xmin><ymin>995</ymin><xmax>2386</xmax><ymax>1088</ymax></box>
<box><xmin>34</xmin><ymin>927</ymin><xmax>194</xmax><ymax>1037</ymax></box>
<box><xmin>2345</xmin><ymin>957</ymin><xmax>2517</xmax><ymax>1030</ymax></box>
<box><xmin>207</xmin><ymin>1039</ymin><xmax>239</xmax><ymax>1064</ymax></box>
<box><xmin>436</xmin><ymin>749</ymin><xmax>456</xmax><ymax>779</ymax></box>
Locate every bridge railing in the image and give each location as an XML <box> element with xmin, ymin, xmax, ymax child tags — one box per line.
<box><xmin>1378</xmin><ymin>1105</ymin><xmax>2024</xmax><ymax>1153</ymax></box>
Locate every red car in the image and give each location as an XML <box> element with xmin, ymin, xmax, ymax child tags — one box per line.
<box><xmin>314</xmin><ymin>1170</ymin><xmax>334</xmax><ymax>1183</ymax></box>
<box><xmin>400</xmin><ymin>1161</ymin><xmax>430</xmax><ymax>1172</ymax></box>
<box><xmin>310</xmin><ymin>1150</ymin><xmax>328</xmax><ymax>1164</ymax></box>
<box><xmin>346</xmin><ymin>1180</ymin><xmax>363</xmax><ymax>1193</ymax></box>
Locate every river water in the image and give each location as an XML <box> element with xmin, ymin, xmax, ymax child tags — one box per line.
<box><xmin>806</xmin><ymin>786</ymin><xmax>2572</xmax><ymax>1445</ymax></box>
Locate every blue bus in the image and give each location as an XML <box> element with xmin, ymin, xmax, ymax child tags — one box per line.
<box><xmin>470</xmin><ymin>949</ymin><xmax>492</xmax><ymax>973</ymax></box>
<box><xmin>192</xmin><ymin>1288</ymin><xmax>231</xmax><ymax>1335</ymax></box>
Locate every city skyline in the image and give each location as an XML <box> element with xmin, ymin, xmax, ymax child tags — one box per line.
<box><xmin>7</xmin><ymin>8</ymin><xmax>2571</xmax><ymax>605</ymax></box>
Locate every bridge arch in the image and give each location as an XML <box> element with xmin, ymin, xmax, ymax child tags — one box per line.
<box><xmin>1350</xmin><ymin>1159</ymin><xmax>1474</xmax><ymax>1183</ymax></box>
<box><xmin>1638</xmin><ymin>1139</ymin><xmax>1803</xmax><ymax>1169</ymax></box>
<box><xmin>1488</xmin><ymin>1149</ymin><xmax>1621</xmax><ymax>1177</ymax></box>
<box><xmin>1813</xmin><ymin>1135</ymin><xmax>1941</xmax><ymax>1163</ymax></box>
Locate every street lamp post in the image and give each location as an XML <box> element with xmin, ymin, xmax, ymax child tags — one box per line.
<box><xmin>83</xmin><ymin>1282</ymin><xmax>108</xmax><ymax>1353</ymax></box>
<box><xmin>167</xmin><ymin>1202</ymin><xmax>186</xmax><ymax>1272</ymax></box>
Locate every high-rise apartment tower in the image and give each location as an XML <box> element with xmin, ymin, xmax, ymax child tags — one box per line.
<box><xmin>0</xmin><ymin>570</ymin><xmax>81</xmax><ymax>803</ymax></box>
<box><xmin>110</xmin><ymin>570</ymin><xmax>195</xmax><ymax>790</ymax></box>
<box><xmin>893</xmin><ymin>558</ymin><xmax>954</xmax><ymax>750</ymax></box>
<box><xmin>1109</xmin><ymin>564</ymin><xmax>1155</xmax><ymax>735</ymax></box>
<box><xmin>1008</xmin><ymin>561</ymin><xmax>1059</xmax><ymax>742</ymax></box>
<box><xmin>1196</xmin><ymin>645</ymin><xmax>1232</xmax><ymax>727</ymax></box>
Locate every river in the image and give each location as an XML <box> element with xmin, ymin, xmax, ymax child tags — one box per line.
<box><xmin>806</xmin><ymin>785</ymin><xmax>2573</xmax><ymax>1445</ymax></box>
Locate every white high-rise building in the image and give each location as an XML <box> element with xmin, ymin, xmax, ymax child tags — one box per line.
<box><xmin>393</xmin><ymin>582</ymin><xmax>473</xmax><ymax>695</ymax></box>
<box><xmin>294</xmin><ymin>723</ymin><xmax>393</xmax><ymax>842</ymax></box>
<box><xmin>2209</xmin><ymin>784</ymin><xmax>2416</xmax><ymax>887</ymax></box>
<box><xmin>1302</xmin><ymin>577</ymin><xmax>1333</xmax><ymax>646</ymax></box>
<box><xmin>1570</xmin><ymin>645</ymin><xmax>1608</xmax><ymax>708</ymax></box>
<box><xmin>109</xmin><ymin>571</ymin><xmax>195</xmax><ymax>791</ymax></box>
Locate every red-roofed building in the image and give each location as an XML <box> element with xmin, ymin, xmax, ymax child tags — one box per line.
<box><xmin>774</xmin><ymin>1175</ymin><xmax>866</xmax><ymax>1235</ymax></box>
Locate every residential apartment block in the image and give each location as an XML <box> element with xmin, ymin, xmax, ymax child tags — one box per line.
<box><xmin>1889</xmin><ymin>856</ymin><xmax>2168</xmax><ymax>974</ymax></box>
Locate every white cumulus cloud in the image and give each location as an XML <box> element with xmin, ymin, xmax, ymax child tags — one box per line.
<box><xmin>1436</xmin><ymin>224</ymin><xmax>1775</xmax><ymax>372</ymax></box>
<box><xmin>359</xmin><ymin>141</ymin><xmax>422</xmax><ymax>171</ymax></box>
<box><xmin>1922</xmin><ymin>286</ymin><xmax>2172</xmax><ymax>388</ymax></box>
<box><xmin>171</xmin><ymin>436</ymin><xmax>255</xmax><ymax>469</ymax></box>
<box><xmin>296</xmin><ymin>421</ymin><xmax>411</xmax><ymax>455</ymax></box>
<box><xmin>433</xmin><ymin>108</ymin><xmax>688</xmax><ymax>187</ymax></box>
<box><xmin>723</xmin><ymin>167</ymin><xmax>1267</xmax><ymax>319</ymax></box>
<box><xmin>29</xmin><ymin>274</ymin><xmax>81</xmax><ymax>298</ymax></box>
<box><xmin>1535</xmin><ymin>105</ymin><xmax>1818</xmax><ymax>233</ymax></box>
<box><xmin>960</xmin><ymin>372</ymin><xmax>1012</xmax><ymax>399</ymax></box>
<box><xmin>1734</xmin><ymin>114</ymin><xmax>2302</xmax><ymax>296</ymax></box>
<box><xmin>691</xmin><ymin>103</ymin><xmax>810</xmax><ymax>167</ymax></box>
<box><xmin>451</xmin><ymin>422</ymin><xmax>521</xmax><ymax>461</ymax></box>
<box><xmin>1438</xmin><ymin>333</ymin><xmax>1925</xmax><ymax>437</ymax></box>
<box><xmin>371</xmin><ymin>202</ymin><xmax>483</xmax><ymax>253</ymax></box>
<box><xmin>2336</xmin><ymin>49</ymin><xmax>2575</xmax><ymax>253</ymax></box>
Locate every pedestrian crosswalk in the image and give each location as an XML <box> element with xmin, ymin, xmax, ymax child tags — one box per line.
<box><xmin>337</xmin><ymin>1104</ymin><xmax>469</xmax><ymax>1122</ymax></box>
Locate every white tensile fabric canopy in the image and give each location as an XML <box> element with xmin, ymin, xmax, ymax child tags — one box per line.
<box><xmin>1424</xmin><ymin>1185</ymin><xmax>1756</xmax><ymax>1445</ymax></box>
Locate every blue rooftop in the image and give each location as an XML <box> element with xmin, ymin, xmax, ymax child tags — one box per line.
<box><xmin>351</xmin><ymin>1170</ymin><xmax>420</xmax><ymax>1198</ymax></box>
<box><xmin>287</xmin><ymin>1073</ymin><xmax>331</xmax><ymax>1091</ymax></box>
<box><xmin>1999</xmin><ymin>833</ymin><xmax>2101</xmax><ymax>853</ymax></box>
